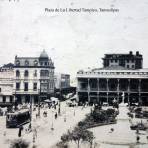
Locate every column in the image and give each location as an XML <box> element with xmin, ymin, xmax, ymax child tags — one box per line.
<box><xmin>128</xmin><ymin>79</ymin><xmax>130</xmax><ymax>92</ymax></box>
<box><xmin>117</xmin><ymin>79</ymin><xmax>120</xmax><ymax>103</ymax></box>
<box><xmin>138</xmin><ymin>79</ymin><xmax>141</xmax><ymax>105</ymax></box>
<box><xmin>76</xmin><ymin>91</ymin><xmax>79</xmax><ymax>102</ymax></box>
<box><xmin>98</xmin><ymin>78</ymin><xmax>99</xmax><ymax>91</ymax></box>
<box><xmin>107</xmin><ymin>79</ymin><xmax>109</xmax><ymax>105</ymax></box>
<box><xmin>88</xmin><ymin>78</ymin><xmax>90</xmax><ymax>91</ymax></box>
<box><xmin>88</xmin><ymin>92</ymin><xmax>90</xmax><ymax>102</ymax></box>
<box><xmin>128</xmin><ymin>93</ymin><xmax>130</xmax><ymax>106</ymax></box>
<box><xmin>128</xmin><ymin>79</ymin><xmax>130</xmax><ymax>105</ymax></box>
<box><xmin>107</xmin><ymin>92</ymin><xmax>109</xmax><ymax>105</ymax></box>
<box><xmin>107</xmin><ymin>79</ymin><xmax>109</xmax><ymax>92</ymax></box>
<box><xmin>88</xmin><ymin>78</ymin><xmax>90</xmax><ymax>102</ymax></box>
<box><xmin>97</xmin><ymin>79</ymin><xmax>100</xmax><ymax>104</ymax></box>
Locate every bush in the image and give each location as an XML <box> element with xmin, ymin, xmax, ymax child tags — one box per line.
<box><xmin>10</xmin><ymin>139</ymin><xmax>29</xmax><ymax>148</ymax></box>
<box><xmin>56</xmin><ymin>141</ymin><xmax>69</xmax><ymax>148</ymax></box>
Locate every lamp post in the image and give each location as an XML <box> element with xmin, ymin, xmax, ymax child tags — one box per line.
<box><xmin>51</xmin><ymin>109</ymin><xmax>54</xmax><ymax>130</ymax></box>
<box><xmin>38</xmin><ymin>88</ymin><xmax>41</xmax><ymax>117</ymax></box>
<box><xmin>14</xmin><ymin>90</ymin><xmax>17</xmax><ymax>111</ymax></box>
<box><xmin>30</xmin><ymin>93</ymin><xmax>32</xmax><ymax>129</ymax></box>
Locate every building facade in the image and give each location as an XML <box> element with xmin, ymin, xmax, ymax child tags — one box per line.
<box><xmin>54</xmin><ymin>73</ymin><xmax>70</xmax><ymax>90</ymax></box>
<box><xmin>0</xmin><ymin>68</ymin><xmax>14</xmax><ymax>106</ymax></box>
<box><xmin>13</xmin><ymin>50</ymin><xmax>55</xmax><ymax>104</ymax></box>
<box><xmin>77</xmin><ymin>51</ymin><xmax>148</xmax><ymax>105</ymax></box>
<box><xmin>102</xmin><ymin>51</ymin><xmax>143</xmax><ymax>69</ymax></box>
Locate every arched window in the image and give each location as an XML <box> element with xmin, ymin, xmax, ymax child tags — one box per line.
<box><xmin>16</xmin><ymin>60</ymin><xmax>20</xmax><ymax>66</ymax></box>
<box><xmin>24</xmin><ymin>70</ymin><xmax>29</xmax><ymax>77</ymax></box>
<box><xmin>34</xmin><ymin>70</ymin><xmax>37</xmax><ymax>77</ymax></box>
<box><xmin>16</xmin><ymin>70</ymin><xmax>20</xmax><ymax>77</ymax></box>
<box><xmin>40</xmin><ymin>70</ymin><xmax>49</xmax><ymax>77</ymax></box>
<box><xmin>34</xmin><ymin>60</ymin><xmax>38</xmax><ymax>66</ymax></box>
<box><xmin>25</xmin><ymin>60</ymin><xmax>29</xmax><ymax>66</ymax></box>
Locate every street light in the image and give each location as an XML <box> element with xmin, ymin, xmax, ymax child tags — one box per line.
<box><xmin>30</xmin><ymin>93</ymin><xmax>32</xmax><ymax>129</ymax></box>
<box><xmin>38</xmin><ymin>88</ymin><xmax>41</xmax><ymax>117</ymax></box>
<box><xmin>51</xmin><ymin>109</ymin><xmax>54</xmax><ymax>130</ymax></box>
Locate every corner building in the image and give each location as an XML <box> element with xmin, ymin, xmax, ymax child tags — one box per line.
<box><xmin>77</xmin><ymin>51</ymin><xmax>148</xmax><ymax>105</ymax></box>
<box><xmin>13</xmin><ymin>50</ymin><xmax>55</xmax><ymax>104</ymax></box>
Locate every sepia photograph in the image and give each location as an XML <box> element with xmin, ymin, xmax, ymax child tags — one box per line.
<box><xmin>0</xmin><ymin>0</ymin><xmax>148</xmax><ymax>147</ymax></box>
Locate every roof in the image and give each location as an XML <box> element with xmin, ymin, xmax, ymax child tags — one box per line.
<box><xmin>93</xmin><ymin>66</ymin><xmax>129</xmax><ymax>71</ymax></box>
<box><xmin>39</xmin><ymin>50</ymin><xmax>49</xmax><ymax>59</ymax></box>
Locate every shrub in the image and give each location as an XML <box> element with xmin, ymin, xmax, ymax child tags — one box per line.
<box><xmin>10</xmin><ymin>139</ymin><xmax>29</xmax><ymax>148</ymax></box>
<box><xmin>56</xmin><ymin>141</ymin><xmax>69</xmax><ymax>148</ymax></box>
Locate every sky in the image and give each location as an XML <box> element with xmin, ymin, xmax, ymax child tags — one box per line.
<box><xmin>0</xmin><ymin>0</ymin><xmax>148</xmax><ymax>82</ymax></box>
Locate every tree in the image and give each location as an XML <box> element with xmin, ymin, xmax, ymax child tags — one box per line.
<box><xmin>10</xmin><ymin>139</ymin><xmax>29</xmax><ymax>148</ymax></box>
<box><xmin>68</xmin><ymin>127</ymin><xmax>94</xmax><ymax>148</ymax></box>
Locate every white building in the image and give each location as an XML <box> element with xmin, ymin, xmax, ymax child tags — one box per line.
<box><xmin>0</xmin><ymin>69</ymin><xmax>14</xmax><ymax>106</ymax></box>
<box><xmin>13</xmin><ymin>50</ymin><xmax>55</xmax><ymax>104</ymax></box>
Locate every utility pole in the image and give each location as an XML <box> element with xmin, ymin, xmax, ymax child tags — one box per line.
<box><xmin>38</xmin><ymin>88</ymin><xmax>41</xmax><ymax>117</ymax></box>
<box><xmin>30</xmin><ymin>93</ymin><xmax>32</xmax><ymax>128</ymax></box>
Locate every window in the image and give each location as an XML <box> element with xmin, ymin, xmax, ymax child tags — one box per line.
<box><xmin>34</xmin><ymin>60</ymin><xmax>38</xmax><ymax>66</ymax></box>
<box><xmin>16</xmin><ymin>60</ymin><xmax>20</xmax><ymax>66</ymax></box>
<box><xmin>115</xmin><ymin>59</ymin><xmax>117</xmax><ymax>63</ymax></box>
<box><xmin>16</xmin><ymin>83</ymin><xmax>20</xmax><ymax>90</ymax></box>
<box><xmin>25</xmin><ymin>60</ymin><xmax>29</xmax><ymax>66</ymax></box>
<box><xmin>10</xmin><ymin>96</ymin><xmax>13</xmax><ymax>103</ymax></box>
<box><xmin>0</xmin><ymin>88</ymin><xmax>1</xmax><ymax>92</ymax></box>
<box><xmin>40</xmin><ymin>70</ymin><xmax>49</xmax><ymax>77</ymax></box>
<box><xmin>3</xmin><ymin>96</ymin><xmax>6</xmax><ymax>103</ymax></box>
<box><xmin>16</xmin><ymin>70</ymin><xmax>20</xmax><ymax>77</ymax></box>
<box><xmin>127</xmin><ymin>65</ymin><xmax>129</xmax><ymax>68</ymax></box>
<box><xmin>24</xmin><ymin>82</ymin><xmax>28</xmax><ymax>91</ymax></box>
<box><xmin>33</xmin><ymin>83</ymin><xmax>37</xmax><ymax>91</ymax></box>
<box><xmin>24</xmin><ymin>70</ymin><xmax>29</xmax><ymax>77</ymax></box>
<box><xmin>132</xmin><ymin>65</ymin><xmax>135</xmax><ymax>68</ymax></box>
<box><xmin>34</xmin><ymin>70</ymin><xmax>37</xmax><ymax>77</ymax></box>
<box><xmin>127</xmin><ymin>59</ymin><xmax>129</xmax><ymax>63</ymax></box>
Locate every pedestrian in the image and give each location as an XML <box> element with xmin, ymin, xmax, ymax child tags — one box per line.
<box><xmin>18</xmin><ymin>125</ymin><xmax>23</xmax><ymax>137</ymax></box>
<box><xmin>136</xmin><ymin>135</ymin><xmax>140</xmax><ymax>143</ymax></box>
<box><xmin>3</xmin><ymin>131</ymin><xmax>6</xmax><ymax>137</ymax></box>
<box><xmin>146</xmin><ymin>135</ymin><xmax>148</xmax><ymax>142</ymax></box>
<box><xmin>136</xmin><ymin>128</ymin><xmax>139</xmax><ymax>134</ymax></box>
<box><xmin>33</xmin><ymin>128</ymin><xmax>37</xmax><ymax>139</ymax></box>
<box><xmin>110</xmin><ymin>128</ymin><xmax>114</xmax><ymax>132</ymax></box>
<box><xmin>55</xmin><ymin>112</ymin><xmax>57</xmax><ymax>119</ymax></box>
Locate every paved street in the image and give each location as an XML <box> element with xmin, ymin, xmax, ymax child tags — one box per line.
<box><xmin>0</xmin><ymin>102</ymin><xmax>91</xmax><ymax>148</ymax></box>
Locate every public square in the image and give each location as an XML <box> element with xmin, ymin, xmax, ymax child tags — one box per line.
<box><xmin>0</xmin><ymin>101</ymin><xmax>91</xmax><ymax>148</ymax></box>
<box><xmin>0</xmin><ymin>102</ymin><xmax>148</xmax><ymax>148</ymax></box>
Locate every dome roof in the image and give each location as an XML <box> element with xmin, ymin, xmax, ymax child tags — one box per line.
<box><xmin>40</xmin><ymin>50</ymin><xmax>49</xmax><ymax>59</ymax></box>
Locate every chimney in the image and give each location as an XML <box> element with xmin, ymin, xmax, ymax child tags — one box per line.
<box><xmin>136</xmin><ymin>51</ymin><xmax>139</xmax><ymax>56</ymax></box>
<box><xmin>129</xmin><ymin>51</ymin><xmax>133</xmax><ymax>55</ymax></box>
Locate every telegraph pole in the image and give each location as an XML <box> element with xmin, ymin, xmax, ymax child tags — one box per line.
<box><xmin>30</xmin><ymin>93</ymin><xmax>32</xmax><ymax>128</ymax></box>
<box><xmin>38</xmin><ymin>79</ymin><xmax>41</xmax><ymax>117</ymax></box>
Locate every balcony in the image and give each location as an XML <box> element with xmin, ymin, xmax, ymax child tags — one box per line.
<box><xmin>13</xmin><ymin>89</ymin><xmax>39</xmax><ymax>95</ymax></box>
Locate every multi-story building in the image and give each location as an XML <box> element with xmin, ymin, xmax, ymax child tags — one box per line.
<box><xmin>13</xmin><ymin>50</ymin><xmax>55</xmax><ymax>104</ymax></box>
<box><xmin>0</xmin><ymin>68</ymin><xmax>14</xmax><ymax>107</ymax></box>
<box><xmin>77</xmin><ymin>51</ymin><xmax>148</xmax><ymax>105</ymax></box>
<box><xmin>54</xmin><ymin>73</ymin><xmax>70</xmax><ymax>90</ymax></box>
<box><xmin>102</xmin><ymin>51</ymin><xmax>143</xmax><ymax>69</ymax></box>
